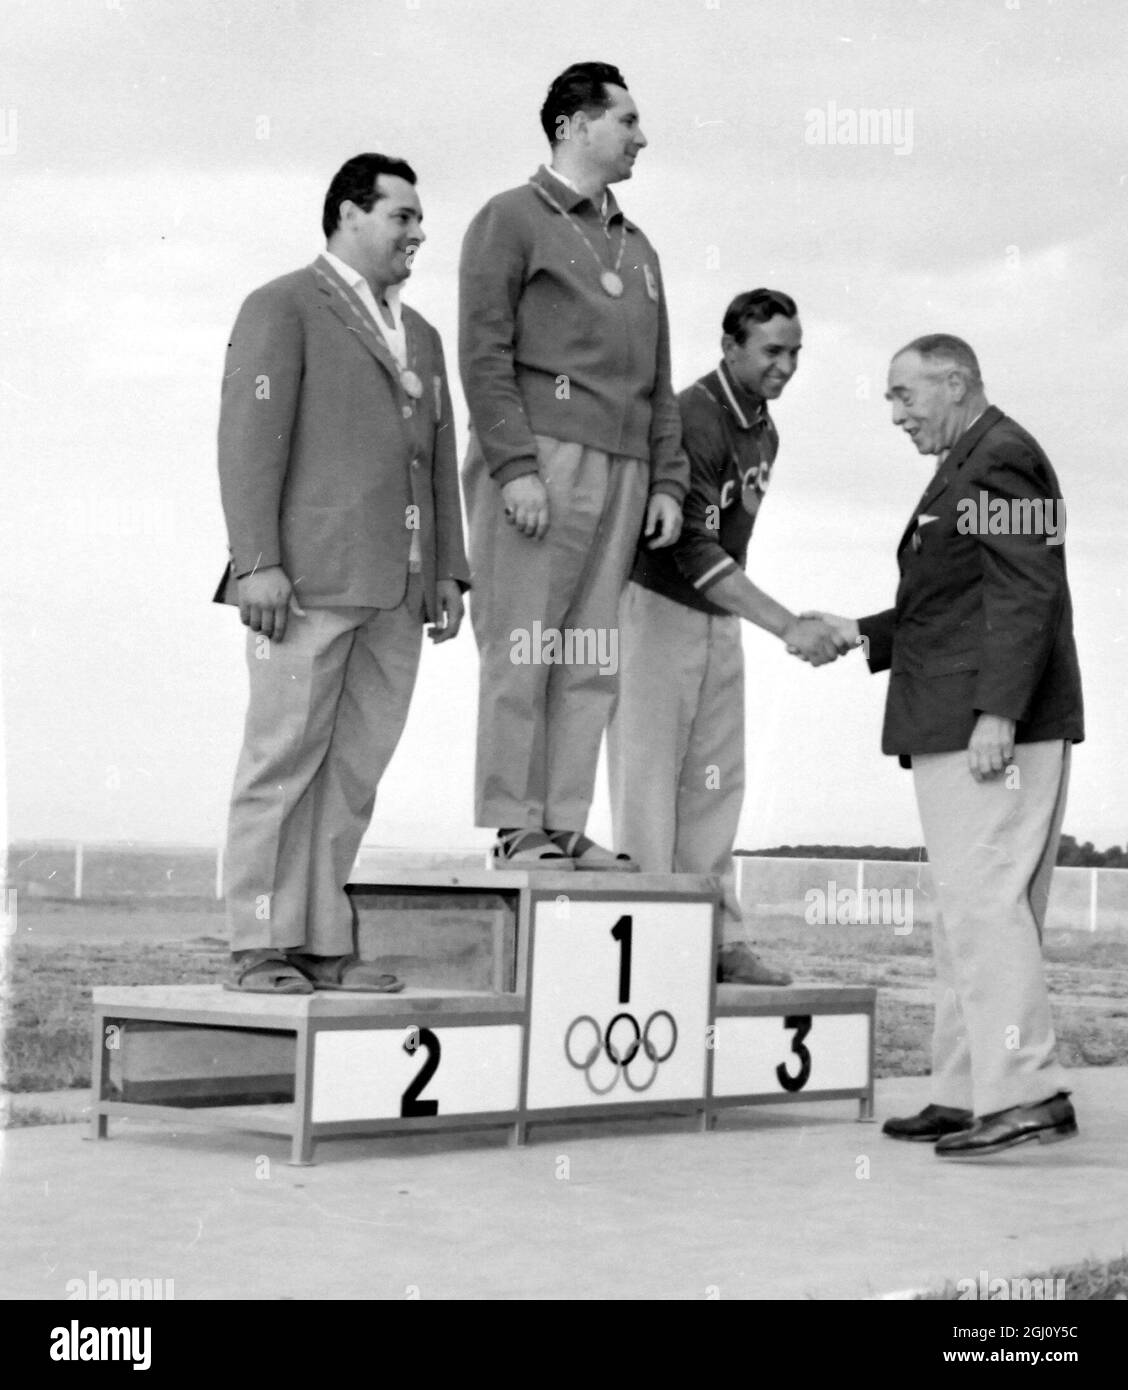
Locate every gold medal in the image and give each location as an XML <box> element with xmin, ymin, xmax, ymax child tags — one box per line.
<box><xmin>530</xmin><ymin>178</ymin><xmax>630</xmax><ymax>306</ymax></box>
<box><xmin>400</xmin><ymin>369</ymin><xmax>423</xmax><ymax>399</ymax></box>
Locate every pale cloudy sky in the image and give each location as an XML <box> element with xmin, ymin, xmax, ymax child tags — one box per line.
<box><xmin>1</xmin><ymin>0</ymin><xmax>1125</xmax><ymax>854</ymax></box>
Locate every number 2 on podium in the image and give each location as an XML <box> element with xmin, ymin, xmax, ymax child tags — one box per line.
<box><xmin>401</xmin><ymin>1027</ymin><xmax>441</xmax><ymax>1117</ymax></box>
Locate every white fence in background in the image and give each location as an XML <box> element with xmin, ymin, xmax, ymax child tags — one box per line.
<box><xmin>732</xmin><ymin>856</ymin><xmax>1127</xmax><ymax>934</ymax></box>
<box><xmin>4</xmin><ymin>843</ymin><xmax>1127</xmax><ymax>933</ymax></box>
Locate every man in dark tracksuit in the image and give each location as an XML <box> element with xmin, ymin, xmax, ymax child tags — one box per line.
<box><xmin>609</xmin><ymin>289</ymin><xmax>843</xmax><ymax>984</ymax></box>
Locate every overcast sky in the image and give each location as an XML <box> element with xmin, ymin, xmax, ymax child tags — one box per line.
<box><xmin>1</xmin><ymin>0</ymin><xmax>1124</xmax><ymax>855</ymax></box>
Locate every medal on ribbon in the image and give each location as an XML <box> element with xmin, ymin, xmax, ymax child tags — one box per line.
<box><xmin>530</xmin><ymin>178</ymin><xmax>629</xmax><ymax>299</ymax></box>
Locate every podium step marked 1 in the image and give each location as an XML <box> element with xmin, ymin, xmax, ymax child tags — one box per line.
<box><xmin>91</xmin><ymin>870</ymin><xmax>876</xmax><ymax>1163</ymax></box>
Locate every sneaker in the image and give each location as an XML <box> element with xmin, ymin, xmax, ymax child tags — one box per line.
<box><xmin>717</xmin><ymin>942</ymin><xmax>793</xmax><ymax>986</ymax></box>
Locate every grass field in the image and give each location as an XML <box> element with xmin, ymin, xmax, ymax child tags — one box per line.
<box><xmin>4</xmin><ymin>899</ymin><xmax>1127</xmax><ymax>1300</ymax></box>
<box><xmin>4</xmin><ymin>898</ymin><xmax>1128</xmax><ymax>1094</ymax></box>
<box><xmin>919</xmin><ymin>1254</ymin><xmax>1128</xmax><ymax>1301</ymax></box>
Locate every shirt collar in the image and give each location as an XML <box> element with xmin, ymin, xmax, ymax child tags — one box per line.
<box><xmin>936</xmin><ymin>406</ymin><xmax>988</xmax><ymax>464</ymax></box>
<box><xmin>715</xmin><ymin>360</ymin><xmax>769</xmax><ymax>431</ymax></box>
<box><xmin>319</xmin><ymin>250</ymin><xmax>402</xmax><ymax>313</ymax></box>
<box><xmin>536</xmin><ymin>164</ymin><xmax>618</xmax><ymax>222</ymax></box>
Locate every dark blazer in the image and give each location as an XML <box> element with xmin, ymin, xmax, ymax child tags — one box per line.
<box><xmin>214</xmin><ymin>256</ymin><xmax>469</xmax><ymax>615</ymax></box>
<box><xmin>858</xmin><ymin>405</ymin><xmax>1083</xmax><ymax>764</ymax></box>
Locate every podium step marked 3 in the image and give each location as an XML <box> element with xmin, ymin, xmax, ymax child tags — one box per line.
<box><xmin>90</xmin><ymin>871</ymin><xmax>876</xmax><ymax>1162</ymax></box>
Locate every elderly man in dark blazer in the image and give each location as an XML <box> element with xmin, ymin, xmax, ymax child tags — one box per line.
<box><xmin>816</xmin><ymin>334</ymin><xmax>1083</xmax><ymax>1157</ymax></box>
<box><xmin>215</xmin><ymin>153</ymin><xmax>469</xmax><ymax>994</ymax></box>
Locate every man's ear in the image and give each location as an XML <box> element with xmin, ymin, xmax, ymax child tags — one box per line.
<box><xmin>721</xmin><ymin>333</ymin><xmax>736</xmax><ymax>357</ymax></box>
<box><xmin>947</xmin><ymin>369</ymin><xmax>968</xmax><ymax>402</ymax></box>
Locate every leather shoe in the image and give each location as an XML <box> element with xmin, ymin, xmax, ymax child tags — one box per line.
<box><xmin>934</xmin><ymin>1093</ymin><xmax>1077</xmax><ymax>1158</ymax></box>
<box><xmin>716</xmin><ymin>942</ymin><xmax>792</xmax><ymax>986</ymax></box>
<box><xmin>882</xmin><ymin>1103</ymin><xmax>972</xmax><ymax>1142</ymax></box>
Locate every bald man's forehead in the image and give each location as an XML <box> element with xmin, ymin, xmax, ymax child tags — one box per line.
<box><xmin>885</xmin><ymin>352</ymin><xmax>925</xmax><ymax>400</ymax></box>
<box><xmin>889</xmin><ymin>350</ymin><xmax>922</xmax><ymax>377</ymax></box>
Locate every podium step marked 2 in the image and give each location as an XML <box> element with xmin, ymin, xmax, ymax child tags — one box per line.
<box><xmin>91</xmin><ymin>870</ymin><xmax>876</xmax><ymax>1162</ymax></box>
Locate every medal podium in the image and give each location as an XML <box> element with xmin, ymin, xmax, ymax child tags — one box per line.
<box><xmin>91</xmin><ymin>869</ymin><xmax>876</xmax><ymax>1163</ymax></box>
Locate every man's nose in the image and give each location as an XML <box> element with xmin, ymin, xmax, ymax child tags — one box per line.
<box><xmin>414</xmin><ymin>221</ymin><xmax>426</xmax><ymax>243</ymax></box>
<box><xmin>633</xmin><ymin>126</ymin><xmax>648</xmax><ymax>149</ymax></box>
<box><xmin>890</xmin><ymin>400</ymin><xmax>906</xmax><ymax>425</ymax></box>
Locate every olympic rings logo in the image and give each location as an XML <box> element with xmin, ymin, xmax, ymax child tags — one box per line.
<box><xmin>564</xmin><ymin>1011</ymin><xmax>678</xmax><ymax>1094</ymax></box>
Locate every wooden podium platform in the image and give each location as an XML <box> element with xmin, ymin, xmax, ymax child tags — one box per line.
<box><xmin>91</xmin><ymin>870</ymin><xmax>876</xmax><ymax>1162</ymax></box>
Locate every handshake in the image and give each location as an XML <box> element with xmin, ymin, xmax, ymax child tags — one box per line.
<box><xmin>782</xmin><ymin>610</ymin><xmax>861</xmax><ymax>667</ymax></box>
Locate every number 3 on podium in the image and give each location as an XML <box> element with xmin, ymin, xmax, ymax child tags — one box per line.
<box><xmin>776</xmin><ymin>1015</ymin><xmax>812</xmax><ymax>1093</ymax></box>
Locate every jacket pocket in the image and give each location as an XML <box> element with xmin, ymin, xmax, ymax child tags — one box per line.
<box><xmin>918</xmin><ymin>649</ymin><xmax>980</xmax><ymax>676</ymax></box>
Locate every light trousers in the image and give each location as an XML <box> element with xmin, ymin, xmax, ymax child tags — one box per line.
<box><xmin>912</xmin><ymin>739</ymin><xmax>1071</xmax><ymax>1116</ymax></box>
<box><xmin>608</xmin><ymin>582</ymin><xmax>747</xmax><ymax>943</ymax></box>
<box><xmin>463</xmin><ymin>432</ymin><xmax>649</xmax><ymax>830</ymax></box>
<box><xmin>225</xmin><ymin>573</ymin><xmax>423</xmax><ymax>954</ymax></box>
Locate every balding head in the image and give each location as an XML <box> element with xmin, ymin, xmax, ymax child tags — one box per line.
<box><xmin>886</xmin><ymin>335</ymin><xmax>989</xmax><ymax>457</ymax></box>
<box><xmin>895</xmin><ymin>334</ymin><xmax>983</xmax><ymax>390</ymax></box>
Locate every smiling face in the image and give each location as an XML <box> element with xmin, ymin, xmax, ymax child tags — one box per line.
<box><xmin>579</xmin><ymin>84</ymin><xmax>647</xmax><ymax>184</ymax></box>
<box><xmin>885</xmin><ymin>350</ymin><xmax>965</xmax><ymax>456</ymax></box>
<box><xmin>339</xmin><ymin>175</ymin><xmax>425</xmax><ymax>290</ymax></box>
<box><xmin>723</xmin><ymin>314</ymin><xmax>803</xmax><ymax>400</ymax></box>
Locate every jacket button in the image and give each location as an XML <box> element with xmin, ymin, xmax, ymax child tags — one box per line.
<box><xmin>402</xmin><ymin>405</ymin><xmax>413</xmax><ymax>419</ymax></box>
<box><xmin>411</xmin><ymin>458</ymin><xmax>420</xmax><ymax>470</ymax></box>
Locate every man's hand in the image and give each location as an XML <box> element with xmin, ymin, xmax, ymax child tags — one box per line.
<box><xmin>800</xmin><ymin>610</ymin><xmax>860</xmax><ymax>652</ymax></box>
<box><xmin>967</xmin><ymin>713</ymin><xmax>1016</xmax><ymax>781</ymax></box>
<box><xmin>429</xmin><ymin>579</ymin><xmax>465</xmax><ymax>644</ymax></box>
<box><xmin>501</xmin><ymin>474</ymin><xmax>550</xmax><ymax>540</ymax></box>
<box><xmin>782</xmin><ymin>616</ymin><xmax>843</xmax><ymax>666</ymax></box>
<box><xmin>237</xmin><ymin>566</ymin><xmax>305</xmax><ymax>642</ymax></box>
<box><xmin>644</xmin><ymin>493</ymin><xmax>683</xmax><ymax>549</ymax></box>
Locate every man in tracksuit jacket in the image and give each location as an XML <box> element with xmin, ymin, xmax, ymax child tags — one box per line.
<box><xmin>609</xmin><ymin>289</ymin><xmax>842</xmax><ymax>983</ymax></box>
<box><xmin>459</xmin><ymin>61</ymin><xmax>688</xmax><ymax>871</ymax></box>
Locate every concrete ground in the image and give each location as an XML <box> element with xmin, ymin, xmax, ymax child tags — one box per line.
<box><xmin>2</xmin><ymin>1067</ymin><xmax>1125</xmax><ymax>1300</ymax></box>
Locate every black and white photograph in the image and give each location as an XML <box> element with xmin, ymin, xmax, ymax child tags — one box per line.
<box><xmin>1</xmin><ymin>0</ymin><xmax>1125</xmax><ymax>1342</ymax></box>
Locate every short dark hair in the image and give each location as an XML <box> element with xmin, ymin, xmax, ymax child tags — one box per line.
<box><xmin>897</xmin><ymin>333</ymin><xmax>983</xmax><ymax>389</ymax></box>
<box><xmin>722</xmin><ymin>289</ymin><xmax>799</xmax><ymax>344</ymax></box>
<box><xmin>322</xmin><ymin>153</ymin><xmax>417</xmax><ymax>239</ymax></box>
<box><xmin>540</xmin><ymin>62</ymin><xmax>628</xmax><ymax>145</ymax></box>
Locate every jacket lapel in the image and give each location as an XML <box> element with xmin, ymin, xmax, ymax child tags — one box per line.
<box><xmin>896</xmin><ymin>406</ymin><xmax>1005</xmax><ymax>555</ymax></box>
<box><xmin>310</xmin><ymin>258</ymin><xmax>401</xmax><ymax>386</ymax></box>
<box><xmin>401</xmin><ymin>306</ymin><xmax>438</xmax><ymax>415</ymax></box>
<box><xmin>935</xmin><ymin>405</ymin><xmax>1004</xmax><ymax>484</ymax></box>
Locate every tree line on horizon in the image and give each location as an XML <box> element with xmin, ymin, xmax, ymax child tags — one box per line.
<box><xmin>740</xmin><ymin>835</ymin><xmax>1128</xmax><ymax>868</ymax></box>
